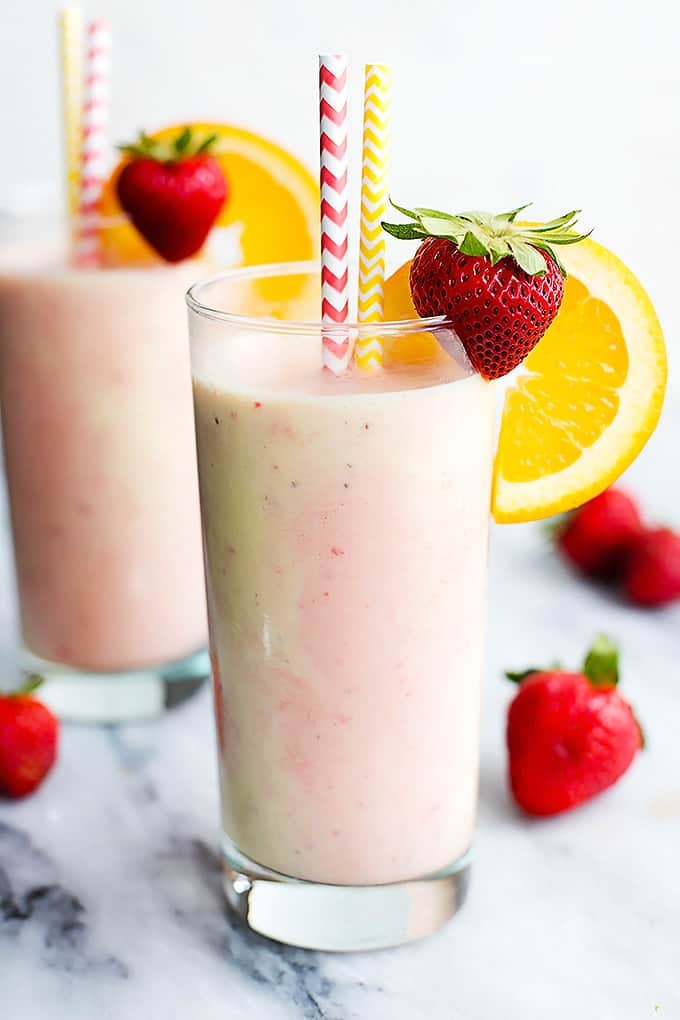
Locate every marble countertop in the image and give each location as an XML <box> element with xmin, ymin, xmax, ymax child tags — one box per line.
<box><xmin>1</xmin><ymin>399</ymin><xmax>679</xmax><ymax>1020</ymax></box>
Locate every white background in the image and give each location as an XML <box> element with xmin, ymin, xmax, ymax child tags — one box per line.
<box><xmin>1</xmin><ymin>0</ymin><xmax>677</xmax><ymax>392</ymax></box>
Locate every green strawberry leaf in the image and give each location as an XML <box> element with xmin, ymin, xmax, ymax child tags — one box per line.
<box><xmin>22</xmin><ymin>674</ymin><xmax>44</xmax><ymax>695</ymax></box>
<box><xmin>196</xmin><ymin>132</ymin><xmax>218</xmax><ymax>154</ymax></box>
<box><xmin>457</xmin><ymin>210</ymin><xmax>493</xmax><ymax>226</ymax></box>
<box><xmin>388</xmin><ymin>198</ymin><xmax>419</xmax><ymax>221</ymax></box>
<box><xmin>418</xmin><ymin>215</ymin><xmax>466</xmax><ymax>239</ymax></box>
<box><xmin>6</xmin><ymin>674</ymin><xmax>44</xmax><ymax>698</ymax></box>
<box><xmin>496</xmin><ymin>203</ymin><xmax>533</xmax><ymax>223</ymax></box>
<box><xmin>635</xmin><ymin>715</ymin><xmax>647</xmax><ymax>750</ymax></box>
<box><xmin>542</xmin><ymin>511</ymin><xmax>570</xmax><ymax>539</ymax></box>
<box><xmin>381</xmin><ymin>221</ymin><xmax>426</xmax><ymax>240</ymax></box>
<box><xmin>528</xmin><ymin>211</ymin><xmax>580</xmax><ymax>232</ymax></box>
<box><xmin>539</xmin><ymin>229</ymin><xmax>594</xmax><ymax>246</ymax></box>
<box><xmin>508</xmin><ymin>240</ymin><xmax>547</xmax><ymax>276</ymax></box>
<box><xmin>487</xmin><ymin>237</ymin><xmax>512</xmax><ymax>265</ymax></box>
<box><xmin>117</xmin><ymin>131</ymin><xmax>157</xmax><ymax>158</ymax></box>
<box><xmin>382</xmin><ymin>198</ymin><xmax>591</xmax><ymax>279</ymax></box>
<box><xmin>118</xmin><ymin>127</ymin><xmax>220</xmax><ymax>164</ymax></box>
<box><xmin>505</xmin><ymin>668</ymin><xmax>541</xmax><ymax>684</ymax></box>
<box><xmin>174</xmin><ymin>126</ymin><xmax>192</xmax><ymax>155</ymax></box>
<box><xmin>530</xmin><ymin>241</ymin><xmax>567</xmax><ymax>276</ymax></box>
<box><xmin>583</xmin><ymin>634</ymin><xmax>619</xmax><ymax>687</ymax></box>
<box><xmin>138</xmin><ymin>132</ymin><xmax>156</xmax><ymax>154</ymax></box>
<box><xmin>458</xmin><ymin>230</ymin><xmax>489</xmax><ymax>257</ymax></box>
<box><xmin>414</xmin><ymin>206</ymin><xmax>458</xmax><ymax>220</ymax></box>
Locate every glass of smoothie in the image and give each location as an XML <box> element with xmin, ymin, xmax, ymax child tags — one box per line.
<box><xmin>0</xmin><ymin>214</ymin><xmax>210</xmax><ymax>721</ymax></box>
<box><xmin>188</xmin><ymin>261</ymin><xmax>496</xmax><ymax>950</ymax></box>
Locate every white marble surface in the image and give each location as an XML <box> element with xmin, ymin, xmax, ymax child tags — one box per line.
<box><xmin>1</xmin><ymin>400</ymin><xmax>679</xmax><ymax>1019</ymax></box>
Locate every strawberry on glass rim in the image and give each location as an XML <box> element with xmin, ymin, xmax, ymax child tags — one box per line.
<box><xmin>99</xmin><ymin>121</ymin><xmax>320</xmax><ymax>272</ymax></box>
<box><xmin>382</xmin><ymin>202</ymin><xmax>667</xmax><ymax>525</ymax></box>
<box><xmin>116</xmin><ymin>127</ymin><xmax>228</xmax><ymax>263</ymax></box>
<box><xmin>383</xmin><ymin>202</ymin><xmax>590</xmax><ymax>380</ymax></box>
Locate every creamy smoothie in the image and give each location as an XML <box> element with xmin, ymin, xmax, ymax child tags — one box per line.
<box><xmin>193</xmin><ymin>324</ymin><xmax>496</xmax><ymax>886</ymax></box>
<box><xmin>0</xmin><ymin>240</ymin><xmax>207</xmax><ymax>670</ymax></box>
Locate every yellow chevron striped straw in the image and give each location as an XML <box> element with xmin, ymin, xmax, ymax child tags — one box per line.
<box><xmin>355</xmin><ymin>63</ymin><xmax>392</xmax><ymax>370</ymax></box>
<box><xmin>58</xmin><ymin>7</ymin><xmax>83</xmax><ymax>220</ymax></box>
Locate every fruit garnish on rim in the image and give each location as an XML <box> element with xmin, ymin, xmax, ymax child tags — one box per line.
<box><xmin>115</xmin><ymin>127</ymin><xmax>228</xmax><ymax>263</ymax></box>
<box><xmin>100</xmin><ymin>122</ymin><xmax>320</xmax><ymax>272</ymax></box>
<box><xmin>382</xmin><ymin>202</ymin><xmax>667</xmax><ymax>524</ymax></box>
<box><xmin>383</xmin><ymin>202</ymin><xmax>590</xmax><ymax>380</ymax></box>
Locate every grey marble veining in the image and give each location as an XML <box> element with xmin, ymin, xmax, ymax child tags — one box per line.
<box><xmin>1</xmin><ymin>399</ymin><xmax>679</xmax><ymax>1019</ymax></box>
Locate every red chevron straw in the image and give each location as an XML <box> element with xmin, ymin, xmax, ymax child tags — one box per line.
<box><xmin>319</xmin><ymin>54</ymin><xmax>350</xmax><ymax>375</ymax></box>
<box><xmin>75</xmin><ymin>19</ymin><xmax>112</xmax><ymax>267</ymax></box>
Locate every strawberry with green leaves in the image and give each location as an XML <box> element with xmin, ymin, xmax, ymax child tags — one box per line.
<box><xmin>383</xmin><ymin>202</ymin><xmax>589</xmax><ymax>379</ymax></box>
<box><xmin>506</xmin><ymin>636</ymin><xmax>642</xmax><ymax>816</ymax></box>
<box><xmin>0</xmin><ymin>677</ymin><xmax>59</xmax><ymax>799</ymax></box>
<box><xmin>116</xmin><ymin>127</ymin><xmax>228</xmax><ymax>263</ymax></box>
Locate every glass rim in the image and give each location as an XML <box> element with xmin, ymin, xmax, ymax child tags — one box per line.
<box><xmin>186</xmin><ymin>260</ymin><xmax>456</xmax><ymax>336</ymax></box>
<box><xmin>0</xmin><ymin>210</ymin><xmax>131</xmax><ymax>230</ymax></box>
<box><xmin>71</xmin><ymin>212</ymin><xmax>130</xmax><ymax>230</ymax></box>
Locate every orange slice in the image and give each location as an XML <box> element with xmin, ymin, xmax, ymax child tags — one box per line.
<box><xmin>382</xmin><ymin>260</ymin><xmax>447</xmax><ymax>366</ymax></box>
<box><xmin>98</xmin><ymin>122</ymin><xmax>319</xmax><ymax>272</ymax></box>
<box><xmin>383</xmin><ymin>240</ymin><xmax>667</xmax><ymax>523</ymax></box>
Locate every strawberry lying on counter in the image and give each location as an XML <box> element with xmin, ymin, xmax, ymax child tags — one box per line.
<box><xmin>505</xmin><ymin>636</ymin><xmax>642</xmax><ymax>816</ymax></box>
<box><xmin>623</xmin><ymin>527</ymin><xmax>680</xmax><ymax>607</ymax></box>
<box><xmin>554</xmin><ymin>487</ymin><xmax>680</xmax><ymax>608</ymax></box>
<box><xmin>0</xmin><ymin>678</ymin><xmax>59</xmax><ymax>798</ymax></box>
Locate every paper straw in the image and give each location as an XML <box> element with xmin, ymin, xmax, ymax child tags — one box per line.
<box><xmin>319</xmin><ymin>54</ymin><xmax>350</xmax><ymax>375</ymax></box>
<box><xmin>355</xmin><ymin>63</ymin><xmax>392</xmax><ymax>370</ymax></box>
<box><xmin>75</xmin><ymin>18</ymin><xmax>112</xmax><ymax>266</ymax></box>
<box><xmin>58</xmin><ymin>8</ymin><xmax>83</xmax><ymax>221</ymax></box>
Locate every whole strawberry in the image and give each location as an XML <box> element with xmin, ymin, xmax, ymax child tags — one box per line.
<box><xmin>383</xmin><ymin>203</ymin><xmax>589</xmax><ymax>379</ymax></box>
<box><xmin>556</xmin><ymin>487</ymin><xmax>643</xmax><ymax>580</ymax></box>
<box><xmin>116</xmin><ymin>127</ymin><xmax>228</xmax><ymax>263</ymax></box>
<box><xmin>623</xmin><ymin>527</ymin><xmax>680</xmax><ymax>607</ymax></box>
<box><xmin>0</xmin><ymin>678</ymin><xmax>59</xmax><ymax>798</ymax></box>
<box><xmin>506</xmin><ymin>636</ymin><xmax>642</xmax><ymax>816</ymax></box>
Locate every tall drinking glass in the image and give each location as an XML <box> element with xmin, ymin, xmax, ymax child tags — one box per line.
<box><xmin>188</xmin><ymin>262</ymin><xmax>496</xmax><ymax>951</ymax></box>
<box><xmin>0</xmin><ymin>216</ymin><xmax>210</xmax><ymax>720</ymax></box>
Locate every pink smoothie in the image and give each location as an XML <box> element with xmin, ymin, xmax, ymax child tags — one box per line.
<box><xmin>0</xmin><ymin>242</ymin><xmax>207</xmax><ymax>670</ymax></box>
<box><xmin>193</xmin><ymin>330</ymin><xmax>496</xmax><ymax>886</ymax></box>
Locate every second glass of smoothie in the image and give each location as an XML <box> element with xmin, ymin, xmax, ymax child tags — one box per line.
<box><xmin>0</xmin><ymin>216</ymin><xmax>210</xmax><ymax>720</ymax></box>
<box><xmin>188</xmin><ymin>262</ymin><xmax>496</xmax><ymax>951</ymax></box>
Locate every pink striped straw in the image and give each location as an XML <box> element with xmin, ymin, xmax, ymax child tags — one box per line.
<box><xmin>319</xmin><ymin>54</ymin><xmax>350</xmax><ymax>375</ymax></box>
<box><xmin>75</xmin><ymin>18</ymin><xmax>112</xmax><ymax>267</ymax></box>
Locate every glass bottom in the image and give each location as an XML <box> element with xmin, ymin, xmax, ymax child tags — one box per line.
<box><xmin>222</xmin><ymin>836</ymin><xmax>471</xmax><ymax>952</ymax></box>
<box><xmin>20</xmin><ymin>644</ymin><xmax>211</xmax><ymax>722</ymax></box>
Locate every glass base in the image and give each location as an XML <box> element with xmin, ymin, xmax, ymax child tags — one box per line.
<box><xmin>222</xmin><ymin>836</ymin><xmax>471</xmax><ymax>952</ymax></box>
<box><xmin>20</xmin><ymin>645</ymin><xmax>211</xmax><ymax>723</ymax></box>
